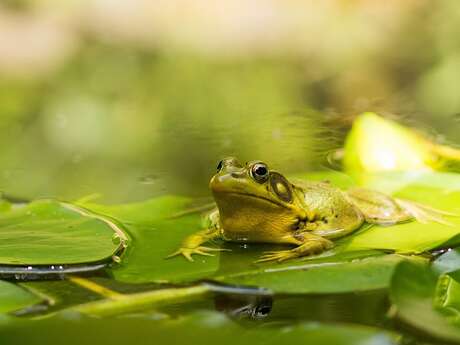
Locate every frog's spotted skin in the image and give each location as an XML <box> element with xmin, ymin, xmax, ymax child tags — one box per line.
<box><xmin>168</xmin><ymin>157</ymin><xmax>450</xmax><ymax>263</ymax></box>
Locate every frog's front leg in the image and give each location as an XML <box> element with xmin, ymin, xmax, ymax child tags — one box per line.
<box><xmin>166</xmin><ymin>227</ymin><xmax>228</xmax><ymax>262</ymax></box>
<box><xmin>257</xmin><ymin>233</ymin><xmax>333</xmax><ymax>263</ymax></box>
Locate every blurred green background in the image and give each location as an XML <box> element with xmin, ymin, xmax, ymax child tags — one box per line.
<box><xmin>1</xmin><ymin>0</ymin><xmax>460</xmax><ymax>202</ymax></box>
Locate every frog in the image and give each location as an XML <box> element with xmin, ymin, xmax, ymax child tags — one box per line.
<box><xmin>168</xmin><ymin>157</ymin><xmax>450</xmax><ymax>263</ymax></box>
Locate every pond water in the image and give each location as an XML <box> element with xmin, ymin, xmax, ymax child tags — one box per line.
<box><xmin>4</xmin><ymin>1</ymin><xmax>460</xmax><ymax>343</ymax></box>
<box><xmin>3</xmin><ymin>49</ymin><xmax>460</xmax><ymax>345</ymax></box>
<box><xmin>0</xmin><ymin>108</ymin><xmax>337</xmax><ymax>202</ymax></box>
<box><xmin>2</xmin><ymin>105</ymin><xmax>460</xmax><ymax>345</ymax></box>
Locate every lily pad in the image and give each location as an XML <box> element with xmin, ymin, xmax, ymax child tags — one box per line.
<box><xmin>217</xmin><ymin>254</ymin><xmax>424</xmax><ymax>294</ymax></box>
<box><xmin>389</xmin><ymin>261</ymin><xmax>460</xmax><ymax>342</ymax></box>
<box><xmin>0</xmin><ymin>199</ymin><xmax>127</xmax><ymax>267</ymax></box>
<box><xmin>79</xmin><ymin>196</ymin><xmax>221</xmax><ymax>283</ymax></box>
<box><xmin>73</xmin><ymin>207</ymin><xmax>381</xmax><ymax>293</ymax></box>
<box><xmin>81</xmin><ymin>194</ymin><xmax>401</xmax><ymax>292</ymax></box>
<box><xmin>78</xmin><ymin>171</ymin><xmax>460</xmax><ymax>293</ymax></box>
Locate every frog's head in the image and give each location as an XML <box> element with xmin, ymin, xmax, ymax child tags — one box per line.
<box><xmin>209</xmin><ymin>157</ymin><xmax>307</xmax><ymax>242</ymax></box>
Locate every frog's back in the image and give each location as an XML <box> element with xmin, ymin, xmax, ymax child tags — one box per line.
<box><xmin>294</xmin><ymin>180</ymin><xmax>364</xmax><ymax>239</ymax></box>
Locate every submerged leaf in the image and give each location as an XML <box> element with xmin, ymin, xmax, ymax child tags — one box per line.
<box><xmin>0</xmin><ymin>280</ymin><xmax>43</xmax><ymax>314</ymax></box>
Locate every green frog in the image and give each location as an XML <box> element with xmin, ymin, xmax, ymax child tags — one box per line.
<box><xmin>168</xmin><ymin>157</ymin><xmax>449</xmax><ymax>263</ymax></box>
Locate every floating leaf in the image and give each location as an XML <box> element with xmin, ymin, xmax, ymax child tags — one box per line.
<box><xmin>217</xmin><ymin>254</ymin><xmax>424</xmax><ymax>294</ymax></box>
<box><xmin>389</xmin><ymin>261</ymin><xmax>460</xmax><ymax>343</ymax></box>
<box><xmin>82</xmin><ymin>183</ymin><xmax>401</xmax><ymax>293</ymax></box>
<box><xmin>79</xmin><ymin>172</ymin><xmax>380</xmax><ymax>288</ymax></box>
<box><xmin>78</xmin><ymin>196</ymin><xmax>221</xmax><ymax>283</ymax></box>
<box><xmin>0</xmin><ymin>199</ymin><xmax>127</xmax><ymax>267</ymax></box>
<box><xmin>78</xmin><ymin>170</ymin><xmax>460</xmax><ymax>293</ymax></box>
<box><xmin>84</xmin><ymin>195</ymin><xmax>394</xmax><ymax>291</ymax></box>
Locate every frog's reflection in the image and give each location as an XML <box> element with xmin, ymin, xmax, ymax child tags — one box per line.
<box><xmin>214</xmin><ymin>293</ymin><xmax>273</xmax><ymax>320</ymax></box>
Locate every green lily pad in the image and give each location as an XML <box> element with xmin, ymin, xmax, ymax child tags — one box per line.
<box><xmin>217</xmin><ymin>254</ymin><xmax>424</xmax><ymax>294</ymax></box>
<box><xmin>81</xmin><ymin>195</ymin><xmax>402</xmax><ymax>293</ymax></box>
<box><xmin>0</xmin><ymin>280</ymin><xmax>43</xmax><ymax>314</ymax></box>
<box><xmin>80</xmin><ymin>196</ymin><xmax>221</xmax><ymax>283</ymax></box>
<box><xmin>0</xmin><ymin>310</ymin><xmax>397</xmax><ymax>345</ymax></box>
<box><xmin>78</xmin><ymin>171</ymin><xmax>460</xmax><ymax>293</ymax></box>
<box><xmin>389</xmin><ymin>261</ymin><xmax>460</xmax><ymax>342</ymax></box>
<box><xmin>0</xmin><ymin>199</ymin><xmax>127</xmax><ymax>266</ymax></box>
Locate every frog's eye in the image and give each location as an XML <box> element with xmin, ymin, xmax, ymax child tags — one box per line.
<box><xmin>216</xmin><ymin>160</ymin><xmax>224</xmax><ymax>172</ymax></box>
<box><xmin>269</xmin><ymin>172</ymin><xmax>292</xmax><ymax>202</ymax></box>
<box><xmin>250</xmin><ymin>163</ymin><xmax>269</xmax><ymax>183</ymax></box>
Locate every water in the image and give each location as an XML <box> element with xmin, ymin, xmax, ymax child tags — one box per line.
<box><xmin>0</xmin><ymin>109</ymin><xmax>337</xmax><ymax>203</ymax></box>
<box><xmin>0</xmin><ymin>81</ymin><xmax>455</xmax><ymax>345</ymax></box>
<box><xmin>0</xmin><ymin>109</ymin><xmax>452</xmax><ymax>344</ymax></box>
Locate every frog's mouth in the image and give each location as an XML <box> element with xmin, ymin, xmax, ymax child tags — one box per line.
<box><xmin>215</xmin><ymin>191</ymin><xmax>287</xmax><ymax>208</ymax></box>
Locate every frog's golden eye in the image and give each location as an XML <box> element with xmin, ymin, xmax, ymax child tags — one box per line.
<box><xmin>270</xmin><ymin>172</ymin><xmax>292</xmax><ymax>202</ymax></box>
<box><xmin>216</xmin><ymin>160</ymin><xmax>224</xmax><ymax>172</ymax></box>
<box><xmin>250</xmin><ymin>163</ymin><xmax>269</xmax><ymax>183</ymax></box>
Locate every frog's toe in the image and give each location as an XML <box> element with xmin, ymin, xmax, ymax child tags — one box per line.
<box><xmin>256</xmin><ymin>250</ymin><xmax>298</xmax><ymax>263</ymax></box>
<box><xmin>166</xmin><ymin>246</ymin><xmax>230</xmax><ymax>262</ymax></box>
<box><xmin>197</xmin><ymin>246</ymin><xmax>231</xmax><ymax>252</ymax></box>
<box><xmin>166</xmin><ymin>248</ymin><xmax>195</xmax><ymax>262</ymax></box>
<box><xmin>193</xmin><ymin>249</ymin><xmax>214</xmax><ymax>257</ymax></box>
<box><xmin>395</xmin><ymin>198</ymin><xmax>456</xmax><ymax>226</ymax></box>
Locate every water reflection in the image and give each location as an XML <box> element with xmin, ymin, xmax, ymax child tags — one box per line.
<box><xmin>215</xmin><ymin>294</ymin><xmax>273</xmax><ymax>320</ymax></box>
<box><xmin>213</xmin><ymin>289</ymin><xmax>389</xmax><ymax>328</ymax></box>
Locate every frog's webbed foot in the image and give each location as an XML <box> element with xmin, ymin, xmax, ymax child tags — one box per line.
<box><xmin>166</xmin><ymin>246</ymin><xmax>230</xmax><ymax>262</ymax></box>
<box><xmin>167</xmin><ymin>227</ymin><xmax>224</xmax><ymax>262</ymax></box>
<box><xmin>256</xmin><ymin>249</ymin><xmax>300</xmax><ymax>263</ymax></box>
<box><xmin>256</xmin><ymin>237</ymin><xmax>333</xmax><ymax>263</ymax></box>
<box><xmin>395</xmin><ymin>199</ymin><xmax>457</xmax><ymax>226</ymax></box>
